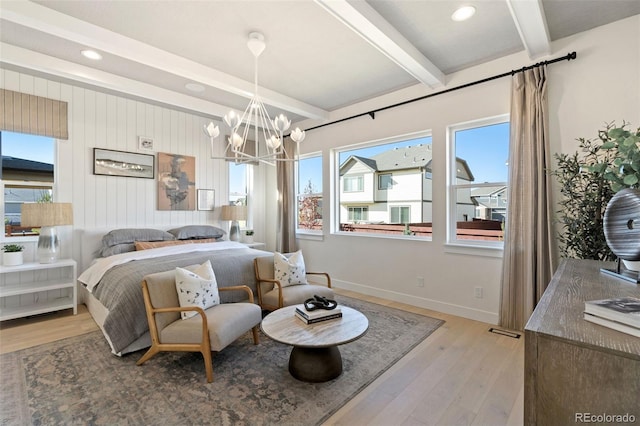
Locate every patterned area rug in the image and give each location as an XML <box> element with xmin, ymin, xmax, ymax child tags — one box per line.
<box><xmin>1</xmin><ymin>296</ymin><xmax>443</xmax><ymax>426</ymax></box>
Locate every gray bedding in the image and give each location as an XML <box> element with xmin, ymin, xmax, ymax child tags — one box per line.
<box><xmin>92</xmin><ymin>247</ymin><xmax>271</xmax><ymax>354</ymax></box>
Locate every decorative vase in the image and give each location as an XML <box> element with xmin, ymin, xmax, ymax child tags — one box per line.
<box><xmin>603</xmin><ymin>188</ymin><xmax>640</xmax><ymax>269</ymax></box>
<box><xmin>3</xmin><ymin>251</ymin><xmax>24</xmax><ymax>266</ymax></box>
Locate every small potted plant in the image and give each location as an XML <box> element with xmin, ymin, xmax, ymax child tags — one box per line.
<box><xmin>2</xmin><ymin>244</ymin><xmax>25</xmax><ymax>266</ymax></box>
<box><xmin>243</xmin><ymin>229</ymin><xmax>254</xmax><ymax>244</ymax></box>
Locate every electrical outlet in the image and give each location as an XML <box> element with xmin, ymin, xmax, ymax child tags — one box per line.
<box><xmin>474</xmin><ymin>286</ymin><xmax>483</xmax><ymax>298</ymax></box>
<box><xmin>417</xmin><ymin>276</ymin><xmax>424</xmax><ymax>288</ymax></box>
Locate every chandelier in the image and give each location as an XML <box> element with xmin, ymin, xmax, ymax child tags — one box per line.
<box><xmin>204</xmin><ymin>32</ymin><xmax>305</xmax><ymax>166</ymax></box>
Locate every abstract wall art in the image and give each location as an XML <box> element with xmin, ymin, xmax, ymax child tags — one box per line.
<box><xmin>157</xmin><ymin>152</ymin><xmax>196</xmax><ymax>210</ymax></box>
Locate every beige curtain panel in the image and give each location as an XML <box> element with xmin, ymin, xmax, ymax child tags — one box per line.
<box><xmin>499</xmin><ymin>66</ymin><xmax>556</xmax><ymax>332</ymax></box>
<box><xmin>276</xmin><ymin>137</ymin><xmax>298</xmax><ymax>253</ymax></box>
<box><xmin>0</xmin><ymin>89</ymin><xmax>69</xmax><ymax>140</ymax></box>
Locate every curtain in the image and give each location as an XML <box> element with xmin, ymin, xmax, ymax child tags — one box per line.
<box><xmin>276</xmin><ymin>138</ymin><xmax>297</xmax><ymax>253</ymax></box>
<box><xmin>499</xmin><ymin>66</ymin><xmax>556</xmax><ymax>331</ymax></box>
<box><xmin>0</xmin><ymin>89</ymin><xmax>68</xmax><ymax>139</ymax></box>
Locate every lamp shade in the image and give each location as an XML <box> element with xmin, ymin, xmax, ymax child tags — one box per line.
<box><xmin>220</xmin><ymin>205</ymin><xmax>247</xmax><ymax>221</ymax></box>
<box><xmin>21</xmin><ymin>202</ymin><xmax>74</xmax><ymax>227</ymax></box>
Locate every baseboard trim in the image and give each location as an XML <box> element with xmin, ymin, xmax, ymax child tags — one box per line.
<box><xmin>333</xmin><ymin>279</ymin><xmax>499</xmax><ymax>325</ymax></box>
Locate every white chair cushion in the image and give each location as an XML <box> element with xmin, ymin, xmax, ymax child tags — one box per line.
<box><xmin>175</xmin><ymin>260</ymin><xmax>220</xmax><ymax>320</ymax></box>
<box><xmin>263</xmin><ymin>284</ymin><xmax>334</xmax><ymax>307</ymax></box>
<box><xmin>274</xmin><ymin>250</ymin><xmax>308</xmax><ymax>287</ymax></box>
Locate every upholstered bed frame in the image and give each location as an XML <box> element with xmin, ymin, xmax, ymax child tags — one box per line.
<box><xmin>79</xmin><ymin>228</ymin><xmax>156</xmax><ymax>355</ymax></box>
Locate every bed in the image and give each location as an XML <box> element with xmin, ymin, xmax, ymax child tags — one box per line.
<box><xmin>77</xmin><ymin>227</ymin><xmax>270</xmax><ymax>356</ymax></box>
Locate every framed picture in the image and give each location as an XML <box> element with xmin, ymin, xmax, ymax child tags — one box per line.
<box><xmin>197</xmin><ymin>189</ymin><xmax>215</xmax><ymax>211</ymax></box>
<box><xmin>93</xmin><ymin>148</ymin><xmax>154</xmax><ymax>179</ymax></box>
<box><xmin>157</xmin><ymin>152</ymin><xmax>196</xmax><ymax>210</ymax></box>
<box><xmin>138</xmin><ymin>136</ymin><xmax>154</xmax><ymax>151</ymax></box>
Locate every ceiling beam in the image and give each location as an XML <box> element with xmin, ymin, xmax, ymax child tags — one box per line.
<box><xmin>314</xmin><ymin>0</ymin><xmax>445</xmax><ymax>89</ymax></box>
<box><xmin>1</xmin><ymin>43</ymin><xmax>239</xmax><ymax>120</ymax></box>
<box><xmin>506</xmin><ymin>0</ymin><xmax>551</xmax><ymax>60</ymax></box>
<box><xmin>0</xmin><ymin>0</ymin><xmax>329</xmax><ymax>120</ymax></box>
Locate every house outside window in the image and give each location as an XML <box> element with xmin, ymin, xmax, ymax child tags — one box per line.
<box><xmin>390</xmin><ymin>206</ymin><xmax>410</xmax><ymax>224</ymax></box>
<box><xmin>1</xmin><ymin>131</ymin><xmax>55</xmax><ymax>238</ymax></box>
<box><xmin>297</xmin><ymin>153</ymin><xmax>322</xmax><ymax>233</ymax></box>
<box><xmin>336</xmin><ymin>132</ymin><xmax>433</xmax><ymax>237</ymax></box>
<box><xmin>343</xmin><ymin>175</ymin><xmax>363</xmax><ymax>192</ymax></box>
<box><xmin>228</xmin><ymin>162</ymin><xmax>248</xmax><ymax>229</ymax></box>
<box><xmin>347</xmin><ymin>206</ymin><xmax>368</xmax><ymax>222</ymax></box>
<box><xmin>378</xmin><ymin>173</ymin><xmax>393</xmax><ymax>190</ymax></box>
<box><xmin>447</xmin><ymin>115</ymin><xmax>509</xmax><ymax>246</ymax></box>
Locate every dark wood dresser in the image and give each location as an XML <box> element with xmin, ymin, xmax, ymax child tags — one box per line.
<box><xmin>524</xmin><ymin>259</ymin><xmax>640</xmax><ymax>425</ymax></box>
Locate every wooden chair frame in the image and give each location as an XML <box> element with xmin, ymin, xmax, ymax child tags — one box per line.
<box><xmin>253</xmin><ymin>258</ymin><xmax>332</xmax><ymax>311</ymax></box>
<box><xmin>137</xmin><ymin>282</ymin><xmax>259</xmax><ymax>383</ymax></box>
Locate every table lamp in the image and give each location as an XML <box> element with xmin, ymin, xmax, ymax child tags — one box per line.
<box><xmin>221</xmin><ymin>205</ymin><xmax>246</xmax><ymax>242</ymax></box>
<box><xmin>21</xmin><ymin>202</ymin><xmax>73</xmax><ymax>263</ymax></box>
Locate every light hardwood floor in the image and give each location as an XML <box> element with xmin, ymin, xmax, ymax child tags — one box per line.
<box><xmin>0</xmin><ymin>289</ymin><xmax>524</xmax><ymax>426</ymax></box>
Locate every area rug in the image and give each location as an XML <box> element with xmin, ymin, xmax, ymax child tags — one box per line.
<box><xmin>1</xmin><ymin>296</ymin><xmax>443</xmax><ymax>426</ymax></box>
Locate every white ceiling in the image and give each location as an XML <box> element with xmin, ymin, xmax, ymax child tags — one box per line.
<box><xmin>1</xmin><ymin>0</ymin><xmax>639</xmax><ymax>124</ymax></box>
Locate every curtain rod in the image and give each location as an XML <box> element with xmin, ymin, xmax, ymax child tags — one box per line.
<box><xmin>295</xmin><ymin>51</ymin><xmax>577</xmax><ymax>135</ymax></box>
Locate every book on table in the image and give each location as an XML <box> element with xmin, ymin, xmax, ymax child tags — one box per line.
<box><xmin>583</xmin><ymin>313</ymin><xmax>640</xmax><ymax>338</ymax></box>
<box><xmin>295</xmin><ymin>304</ymin><xmax>342</xmax><ymax>320</ymax></box>
<box><xmin>295</xmin><ymin>311</ymin><xmax>343</xmax><ymax>324</ymax></box>
<box><xmin>584</xmin><ymin>296</ymin><xmax>640</xmax><ymax>328</ymax></box>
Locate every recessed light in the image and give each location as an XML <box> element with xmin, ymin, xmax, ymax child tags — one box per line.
<box><xmin>451</xmin><ymin>5</ymin><xmax>476</xmax><ymax>22</ymax></box>
<box><xmin>81</xmin><ymin>49</ymin><xmax>102</xmax><ymax>60</ymax></box>
<box><xmin>185</xmin><ymin>82</ymin><xmax>205</xmax><ymax>93</ymax></box>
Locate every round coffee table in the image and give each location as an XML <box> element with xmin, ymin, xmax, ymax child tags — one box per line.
<box><xmin>261</xmin><ymin>305</ymin><xmax>368</xmax><ymax>382</ymax></box>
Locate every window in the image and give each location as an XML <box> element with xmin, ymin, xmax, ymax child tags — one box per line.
<box><xmin>343</xmin><ymin>175</ymin><xmax>363</xmax><ymax>192</ymax></box>
<box><xmin>297</xmin><ymin>154</ymin><xmax>323</xmax><ymax>233</ymax></box>
<box><xmin>348</xmin><ymin>206</ymin><xmax>368</xmax><ymax>222</ymax></box>
<box><xmin>447</xmin><ymin>116</ymin><xmax>509</xmax><ymax>246</ymax></box>
<box><xmin>1</xmin><ymin>131</ymin><xmax>55</xmax><ymax>238</ymax></box>
<box><xmin>336</xmin><ymin>132</ymin><xmax>432</xmax><ymax>237</ymax></box>
<box><xmin>378</xmin><ymin>173</ymin><xmax>393</xmax><ymax>190</ymax></box>
<box><xmin>228</xmin><ymin>162</ymin><xmax>248</xmax><ymax>229</ymax></box>
<box><xmin>390</xmin><ymin>206</ymin><xmax>410</xmax><ymax>224</ymax></box>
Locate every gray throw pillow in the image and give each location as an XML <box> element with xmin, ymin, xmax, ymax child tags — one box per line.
<box><xmin>101</xmin><ymin>228</ymin><xmax>175</xmax><ymax>247</ymax></box>
<box><xmin>168</xmin><ymin>225</ymin><xmax>226</xmax><ymax>240</ymax></box>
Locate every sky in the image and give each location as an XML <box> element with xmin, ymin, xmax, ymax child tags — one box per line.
<box><xmin>2</xmin><ymin>122</ymin><xmax>508</xmax><ymax>196</ymax></box>
<box><xmin>298</xmin><ymin>122</ymin><xmax>509</xmax><ymax>193</ymax></box>
<box><xmin>1</xmin><ymin>131</ymin><xmax>55</xmax><ymax>164</ymax></box>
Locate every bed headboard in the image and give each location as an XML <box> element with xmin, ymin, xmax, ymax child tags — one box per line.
<box><xmin>79</xmin><ymin>228</ymin><xmax>111</xmax><ymax>273</ymax></box>
<box><xmin>78</xmin><ymin>226</ymin><xmax>185</xmax><ymax>273</ymax></box>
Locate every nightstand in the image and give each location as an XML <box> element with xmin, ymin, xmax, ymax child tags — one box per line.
<box><xmin>0</xmin><ymin>259</ymin><xmax>77</xmax><ymax>321</ymax></box>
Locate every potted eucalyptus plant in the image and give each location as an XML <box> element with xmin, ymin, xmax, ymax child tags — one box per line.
<box><xmin>243</xmin><ymin>229</ymin><xmax>254</xmax><ymax>244</ymax></box>
<box><xmin>2</xmin><ymin>244</ymin><xmax>25</xmax><ymax>266</ymax></box>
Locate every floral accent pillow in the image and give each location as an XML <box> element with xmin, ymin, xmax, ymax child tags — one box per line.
<box><xmin>175</xmin><ymin>260</ymin><xmax>220</xmax><ymax>320</ymax></box>
<box><xmin>274</xmin><ymin>251</ymin><xmax>308</xmax><ymax>287</ymax></box>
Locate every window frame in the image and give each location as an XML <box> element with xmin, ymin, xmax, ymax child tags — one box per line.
<box><xmin>446</xmin><ymin>114</ymin><xmax>509</xmax><ymax>253</ymax></box>
<box><xmin>343</xmin><ymin>175</ymin><xmax>364</xmax><ymax>193</ymax></box>
<box><xmin>333</xmin><ymin>130</ymin><xmax>433</xmax><ymax>240</ymax></box>
<box><xmin>228</xmin><ymin>161</ymin><xmax>250</xmax><ymax>230</ymax></box>
<box><xmin>378</xmin><ymin>173</ymin><xmax>393</xmax><ymax>190</ymax></box>
<box><xmin>1</xmin><ymin>131</ymin><xmax>56</xmax><ymax>243</ymax></box>
<box><xmin>296</xmin><ymin>152</ymin><xmax>323</xmax><ymax>237</ymax></box>
<box><xmin>347</xmin><ymin>206</ymin><xmax>368</xmax><ymax>222</ymax></box>
<box><xmin>390</xmin><ymin>205</ymin><xmax>410</xmax><ymax>224</ymax></box>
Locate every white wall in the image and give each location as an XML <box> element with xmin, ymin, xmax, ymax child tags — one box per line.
<box><xmin>0</xmin><ymin>68</ymin><xmax>235</xmax><ymax>266</ymax></box>
<box><xmin>295</xmin><ymin>15</ymin><xmax>640</xmax><ymax>324</ymax></box>
<box><xmin>2</xmin><ymin>15</ymin><xmax>637</xmax><ymax>324</ymax></box>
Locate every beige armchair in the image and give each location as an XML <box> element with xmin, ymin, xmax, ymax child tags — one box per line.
<box><xmin>254</xmin><ymin>254</ymin><xmax>334</xmax><ymax>311</ymax></box>
<box><xmin>136</xmin><ymin>269</ymin><xmax>261</xmax><ymax>383</ymax></box>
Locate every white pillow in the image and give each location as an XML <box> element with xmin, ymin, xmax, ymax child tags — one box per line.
<box><xmin>175</xmin><ymin>260</ymin><xmax>220</xmax><ymax>320</ymax></box>
<box><xmin>274</xmin><ymin>251</ymin><xmax>308</xmax><ymax>287</ymax></box>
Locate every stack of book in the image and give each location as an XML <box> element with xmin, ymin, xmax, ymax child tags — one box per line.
<box><xmin>584</xmin><ymin>296</ymin><xmax>640</xmax><ymax>338</ymax></box>
<box><xmin>295</xmin><ymin>304</ymin><xmax>342</xmax><ymax>324</ymax></box>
